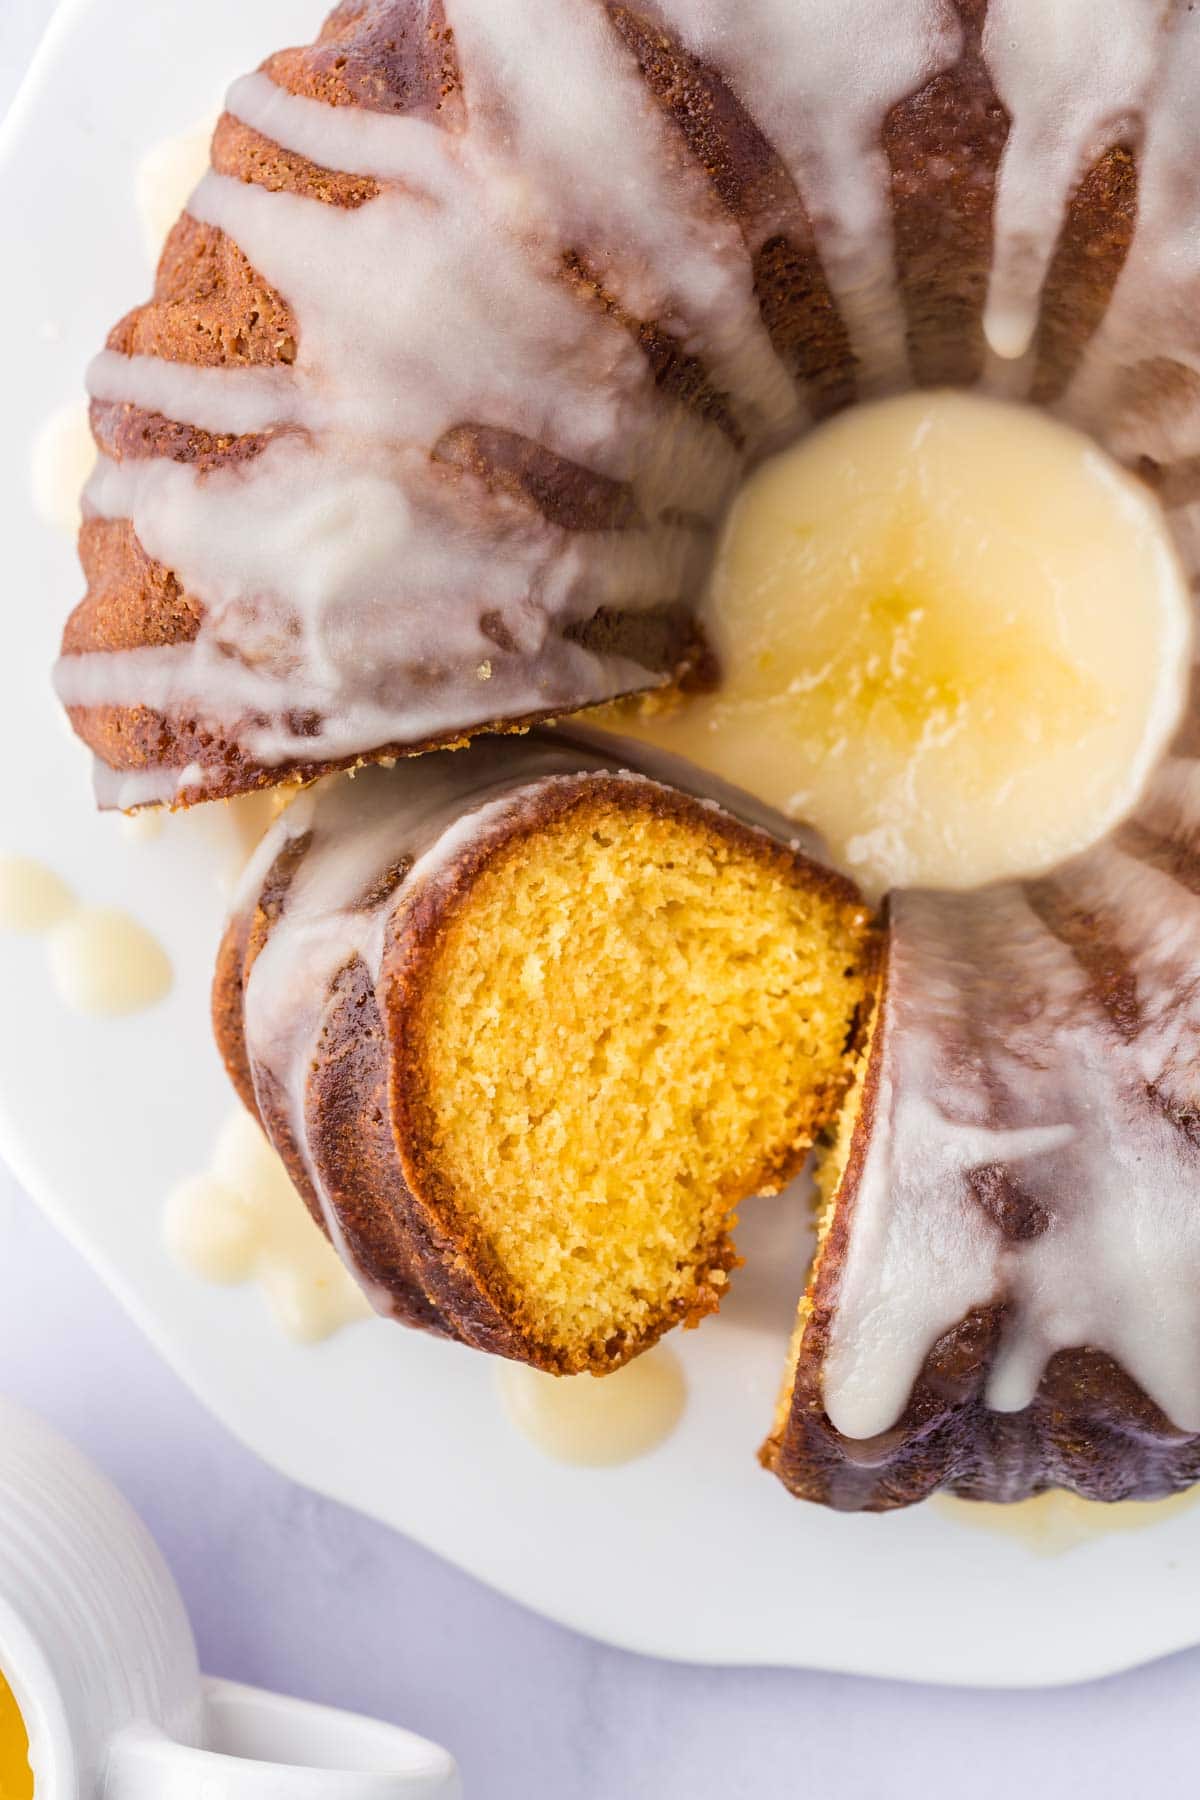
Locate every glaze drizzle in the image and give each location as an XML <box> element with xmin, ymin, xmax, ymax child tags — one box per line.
<box><xmin>58</xmin><ymin>0</ymin><xmax>1200</xmax><ymax>805</ymax></box>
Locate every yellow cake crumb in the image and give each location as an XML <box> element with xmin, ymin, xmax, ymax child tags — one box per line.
<box><xmin>412</xmin><ymin>799</ymin><xmax>870</xmax><ymax>1361</ymax></box>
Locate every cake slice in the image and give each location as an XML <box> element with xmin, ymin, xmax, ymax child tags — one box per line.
<box><xmin>214</xmin><ymin>736</ymin><xmax>873</xmax><ymax>1372</ymax></box>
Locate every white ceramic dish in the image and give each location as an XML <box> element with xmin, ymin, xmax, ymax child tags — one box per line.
<box><xmin>3</xmin><ymin>0</ymin><xmax>1200</xmax><ymax>1689</ymax></box>
<box><xmin>0</xmin><ymin>1395</ymin><xmax>459</xmax><ymax>1799</ymax></box>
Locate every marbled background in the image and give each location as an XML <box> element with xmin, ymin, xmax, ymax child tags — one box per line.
<box><xmin>4</xmin><ymin>4</ymin><xmax>1200</xmax><ymax>1792</ymax></box>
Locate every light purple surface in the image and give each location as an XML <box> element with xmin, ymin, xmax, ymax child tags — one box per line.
<box><xmin>5</xmin><ymin>2</ymin><xmax>1200</xmax><ymax>1791</ymax></box>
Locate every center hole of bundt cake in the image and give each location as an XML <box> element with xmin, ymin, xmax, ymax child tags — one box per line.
<box><xmin>404</xmin><ymin>794</ymin><xmax>868</xmax><ymax>1368</ymax></box>
<box><xmin>600</xmin><ymin>389</ymin><xmax>1190</xmax><ymax>894</ymax></box>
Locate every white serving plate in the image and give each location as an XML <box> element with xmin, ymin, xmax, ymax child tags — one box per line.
<box><xmin>3</xmin><ymin>0</ymin><xmax>1199</xmax><ymax>1688</ymax></box>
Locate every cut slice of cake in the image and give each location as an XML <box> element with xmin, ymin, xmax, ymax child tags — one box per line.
<box><xmin>214</xmin><ymin>736</ymin><xmax>874</xmax><ymax>1373</ymax></box>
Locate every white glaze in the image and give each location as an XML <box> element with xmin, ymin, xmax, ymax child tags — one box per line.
<box><xmin>1061</xmin><ymin>3</ymin><xmax>1200</xmax><ymax>465</ymax></box>
<box><xmin>497</xmin><ymin>1346</ymin><xmax>686</xmax><ymax>1466</ymax></box>
<box><xmin>0</xmin><ymin>857</ymin><xmax>76</xmax><ymax>932</ymax></box>
<box><xmin>85</xmin><ymin>350</ymin><xmax>297</xmax><ymax>437</ymax></box>
<box><xmin>135</xmin><ymin>116</ymin><xmax>217</xmax><ymax>262</ymax></box>
<box><xmin>823</xmin><ymin>786</ymin><xmax>1200</xmax><ymax>1440</ymax></box>
<box><xmin>599</xmin><ymin>389</ymin><xmax>1190</xmax><ymax>893</ymax></box>
<box><xmin>30</xmin><ymin>400</ymin><xmax>94</xmax><ymax>535</ymax></box>
<box><xmin>47</xmin><ymin>907</ymin><xmax>172</xmax><ymax>1017</ymax></box>
<box><xmin>981</xmin><ymin>0</ymin><xmax>1167</xmax><ymax>364</ymax></box>
<box><xmin>60</xmin><ymin>36</ymin><xmax>737</xmax><ymax>797</ymax></box>
<box><xmin>657</xmin><ymin>0</ymin><xmax>962</xmax><ymax>391</ymax></box>
<box><xmin>0</xmin><ymin>857</ymin><xmax>171</xmax><ymax>1018</ymax></box>
<box><xmin>58</xmin><ymin>0</ymin><xmax>1200</xmax><ymax>801</ymax></box>
<box><xmin>165</xmin><ymin>1109</ymin><xmax>370</xmax><ymax>1342</ymax></box>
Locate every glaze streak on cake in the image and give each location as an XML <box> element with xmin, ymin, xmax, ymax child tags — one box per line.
<box><xmin>604</xmin><ymin>4</ymin><xmax>858</xmax><ymax>418</ymax></box>
<box><xmin>768</xmin><ymin>1297</ymin><xmax>1200</xmax><ymax>1512</ymax></box>
<box><xmin>88</xmin><ymin>400</ymin><xmax>284</xmax><ymax>473</ymax></box>
<box><xmin>884</xmin><ymin>0</ymin><xmax>1143</xmax><ymax>395</ymax></box>
<box><xmin>559</xmin><ymin>249</ymin><xmax>743</xmax><ymax>447</ymax></box>
<box><xmin>431</xmin><ymin>424</ymin><xmax>644</xmax><ymax>532</ymax></box>
<box><xmin>1022</xmin><ymin>877</ymin><xmax>1146</xmax><ymax>1041</ymax></box>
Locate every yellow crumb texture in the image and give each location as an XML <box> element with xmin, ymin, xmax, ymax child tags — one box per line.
<box><xmin>415</xmin><ymin>798</ymin><xmax>870</xmax><ymax>1364</ymax></box>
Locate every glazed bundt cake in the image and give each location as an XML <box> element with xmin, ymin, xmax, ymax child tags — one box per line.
<box><xmin>56</xmin><ymin>0</ymin><xmax>1200</xmax><ymax>1506</ymax></box>
<box><xmin>213</xmin><ymin>736</ymin><xmax>873</xmax><ymax>1372</ymax></box>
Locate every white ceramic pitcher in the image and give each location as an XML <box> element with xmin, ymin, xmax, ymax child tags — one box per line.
<box><xmin>0</xmin><ymin>1396</ymin><xmax>460</xmax><ymax>1798</ymax></box>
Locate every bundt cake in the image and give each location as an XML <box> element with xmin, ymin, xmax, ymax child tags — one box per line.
<box><xmin>55</xmin><ymin>0</ymin><xmax>1200</xmax><ymax>1507</ymax></box>
<box><xmin>213</xmin><ymin>736</ymin><xmax>873</xmax><ymax>1372</ymax></box>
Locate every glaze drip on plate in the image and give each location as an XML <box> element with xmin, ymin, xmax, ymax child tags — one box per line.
<box><xmin>0</xmin><ymin>857</ymin><xmax>171</xmax><ymax>1017</ymax></box>
<box><xmin>497</xmin><ymin>1347</ymin><xmax>687</xmax><ymax>1466</ymax></box>
<box><xmin>166</xmin><ymin>1109</ymin><xmax>370</xmax><ymax>1341</ymax></box>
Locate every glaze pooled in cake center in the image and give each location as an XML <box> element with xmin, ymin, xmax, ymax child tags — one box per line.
<box><xmin>610</xmin><ymin>390</ymin><xmax>1191</xmax><ymax>892</ymax></box>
